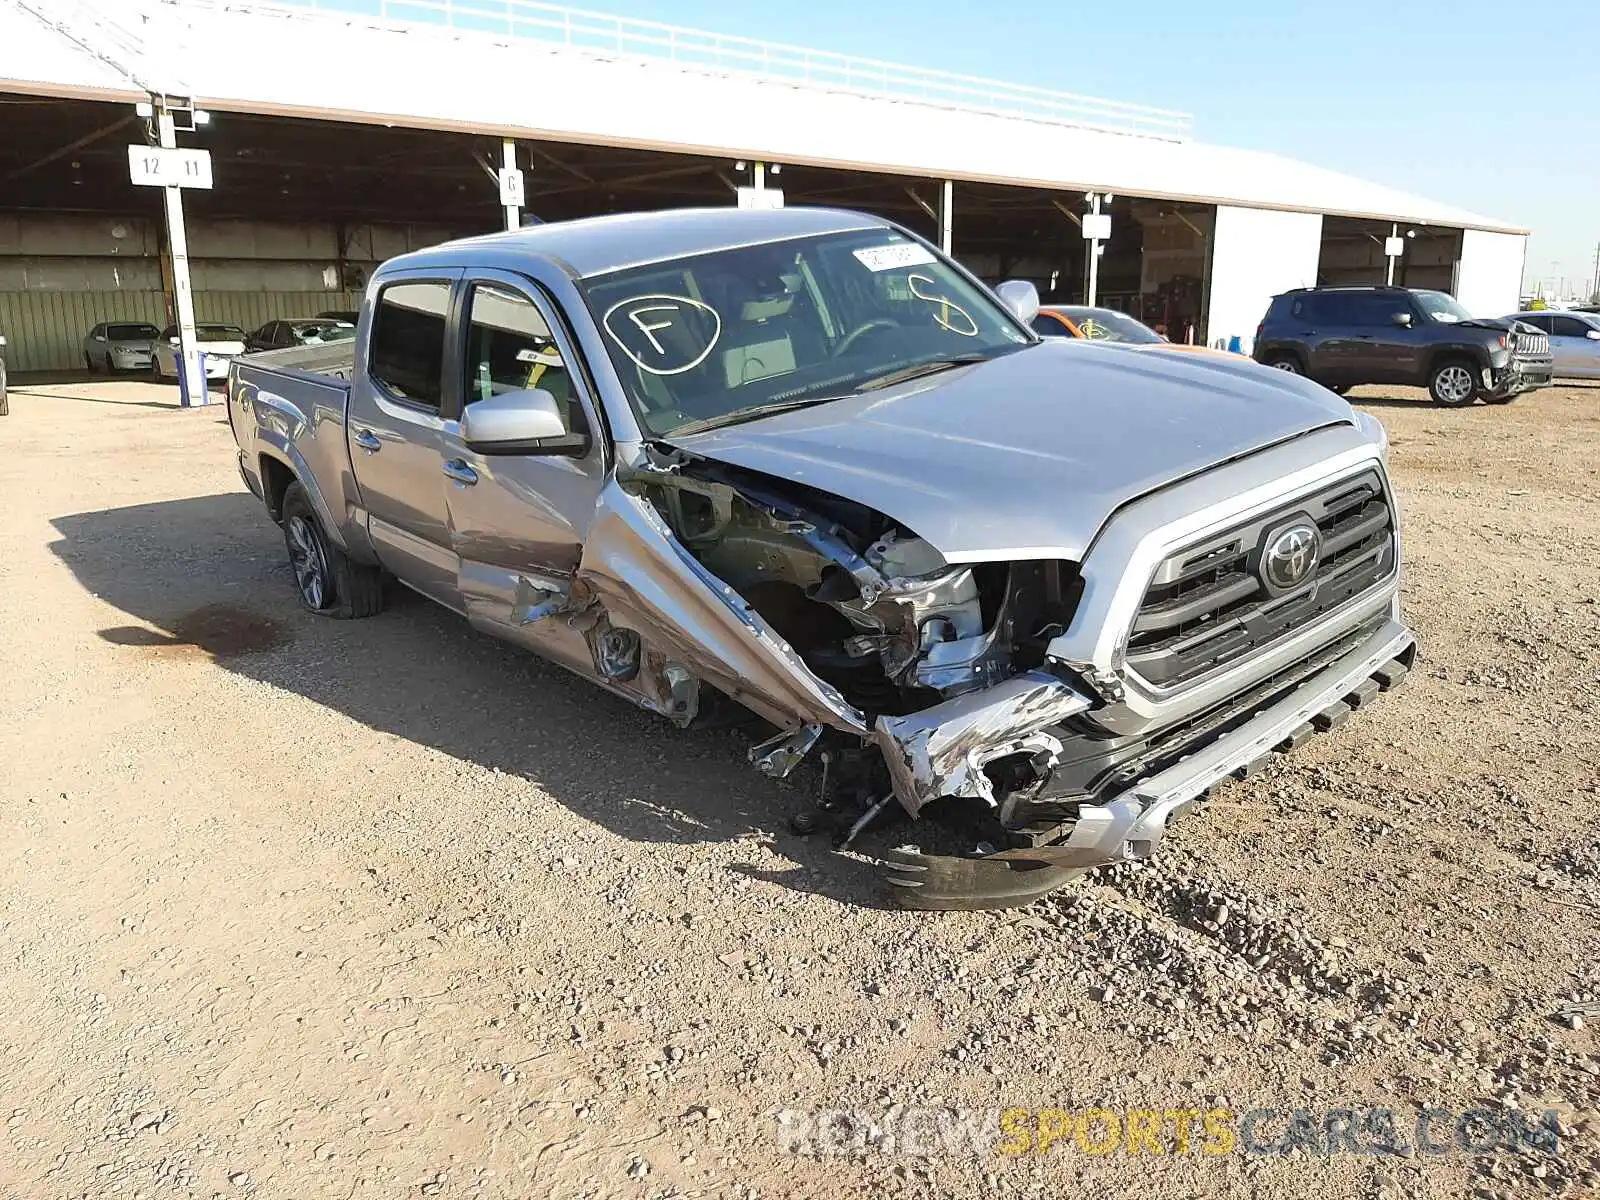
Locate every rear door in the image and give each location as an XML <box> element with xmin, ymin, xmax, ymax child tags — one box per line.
<box><xmin>346</xmin><ymin>271</ymin><xmax>463</xmax><ymax>609</ymax></box>
<box><xmin>436</xmin><ymin>270</ymin><xmax>609</xmax><ymax>670</ymax></box>
<box><xmin>1302</xmin><ymin>293</ymin><xmax>1358</xmax><ymax>380</ymax></box>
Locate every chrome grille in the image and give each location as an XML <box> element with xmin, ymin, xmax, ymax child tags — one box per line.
<box><xmin>1513</xmin><ymin>329</ymin><xmax>1549</xmax><ymax>359</ymax></box>
<box><xmin>1126</xmin><ymin>470</ymin><xmax>1396</xmax><ymax>689</ymax></box>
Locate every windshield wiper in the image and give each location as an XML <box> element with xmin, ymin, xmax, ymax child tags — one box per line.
<box><xmin>665</xmin><ymin>395</ymin><xmax>844</xmax><ymax>438</ymax></box>
<box><xmin>855</xmin><ymin>348</ymin><xmax>1013</xmax><ymax>392</ymax></box>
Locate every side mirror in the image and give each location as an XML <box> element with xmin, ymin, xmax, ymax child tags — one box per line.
<box><xmin>1587</xmin><ymin>330</ymin><xmax>1600</xmax><ymax>342</ymax></box>
<box><xmin>1390</xmin><ymin>311</ymin><xmax>1413</xmax><ymax>327</ymax></box>
<box><xmin>95</xmin><ymin>333</ymin><xmax>108</xmax><ymax>342</ymax></box>
<box><xmin>461</xmin><ymin>387</ymin><xmax>588</xmax><ymax>456</ymax></box>
<box><xmin>995</xmin><ymin>279</ymin><xmax>1040</xmax><ymax>325</ymax></box>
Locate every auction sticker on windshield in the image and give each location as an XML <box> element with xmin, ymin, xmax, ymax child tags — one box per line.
<box><xmin>853</xmin><ymin>243</ymin><xmax>937</xmax><ymax>272</ymax></box>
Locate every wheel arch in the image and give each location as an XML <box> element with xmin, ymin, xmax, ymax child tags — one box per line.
<box><xmin>256</xmin><ymin>445</ymin><xmax>349</xmax><ymax>550</ymax></box>
<box><xmin>1262</xmin><ymin>345</ymin><xmax>1309</xmax><ymax>372</ymax></box>
<box><xmin>1424</xmin><ymin>342</ymin><xmax>1491</xmax><ymax>377</ymax></box>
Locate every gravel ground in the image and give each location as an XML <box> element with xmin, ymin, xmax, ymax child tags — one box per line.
<box><xmin>0</xmin><ymin>377</ymin><xmax>1597</xmax><ymax>1199</ymax></box>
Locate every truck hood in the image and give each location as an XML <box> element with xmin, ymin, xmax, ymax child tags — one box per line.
<box><xmin>665</xmin><ymin>339</ymin><xmax>1353</xmax><ymax>563</ymax></box>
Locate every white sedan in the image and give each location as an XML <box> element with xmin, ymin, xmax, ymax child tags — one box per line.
<box><xmin>150</xmin><ymin>324</ymin><xmax>248</xmax><ymax>381</ymax></box>
<box><xmin>83</xmin><ymin>322</ymin><xmax>161</xmax><ymax>373</ymax></box>
<box><xmin>1506</xmin><ymin>311</ymin><xmax>1600</xmax><ymax>380</ymax></box>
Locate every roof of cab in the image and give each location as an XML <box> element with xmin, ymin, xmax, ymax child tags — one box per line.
<box><xmin>385</xmin><ymin>206</ymin><xmax>890</xmax><ymax>280</ymax></box>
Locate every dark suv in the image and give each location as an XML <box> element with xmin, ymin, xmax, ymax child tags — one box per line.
<box><xmin>1253</xmin><ymin>286</ymin><xmax>1553</xmax><ymax>407</ymax></box>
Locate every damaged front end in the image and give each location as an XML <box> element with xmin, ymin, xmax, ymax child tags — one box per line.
<box><xmin>573</xmin><ymin>444</ymin><xmax>1102</xmax><ymax>891</ymax></box>
<box><xmin>572</xmin><ymin>442</ymin><xmax>1416</xmax><ymax>911</ymax></box>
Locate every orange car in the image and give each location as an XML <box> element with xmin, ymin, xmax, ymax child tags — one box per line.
<box><xmin>1032</xmin><ymin>305</ymin><xmax>1234</xmax><ymax>357</ymax></box>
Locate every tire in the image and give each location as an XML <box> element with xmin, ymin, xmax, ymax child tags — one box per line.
<box><xmin>280</xmin><ymin>482</ymin><xmax>385</xmax><ymax>619</ymax></box>
<box><xmin>1264</xmin><ymin>354</ymin><xmax>1303</xmax><ymax>374</ymax></box>
<box><xmin>1429</xmin><ymin>359</ymin><xmax>1480</xmax><ymax>407</ymax></box>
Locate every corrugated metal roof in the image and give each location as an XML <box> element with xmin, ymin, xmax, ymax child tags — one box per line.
<box><xmin>0</xmin><ymin>0</ymin><xmax>1528</xmax><ymax>234</ymax></box>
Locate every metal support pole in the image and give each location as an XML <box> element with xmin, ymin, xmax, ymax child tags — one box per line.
<box><xmin>1086</xmin><ymin>193</ymin><xmax>1102</xmax><ymax>308</ymax></box>
<box><xmin>501</xmin><ymin>138</ymin><xmax>520</xmax><ymax>231</ymax></box>
<box><xmin>938</xmin><ymin>179</ymin><xmax>953</xmax><ymax>256</ymax></box>
<box><xmin>1385</xmin><ymin>221</ymin><xmax>1398</xmax><ymax>286</ymax></box>
<box><xmin>158</xmin><ymin>109</ymin><xmax>206</xmax><ymax>408</ymax></box>
<box><xmin>753</xmin><ymin>161</ymin><xmax>765</xmax><ymax>195</ymax></box>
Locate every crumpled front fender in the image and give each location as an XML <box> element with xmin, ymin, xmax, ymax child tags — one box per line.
<box><xmin>575</xmin><ymin>479</ymin><xmax>870</xmax><ymax>737</ymax></box>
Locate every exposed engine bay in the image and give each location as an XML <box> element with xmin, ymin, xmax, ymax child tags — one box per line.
<box><xmin>644</xmin><ymin>453</ymin><xmax>1082</xmax><ymax>717</ymax></box>
<box><xmin>632</xmin><ymin>445</ymin><xmax>1094</xmax><ymax>835</ymax></box>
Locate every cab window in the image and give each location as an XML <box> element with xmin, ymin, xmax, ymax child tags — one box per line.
<box><xmin>369</xmin><ymin>281</ymin><xmax>450</xmax><ymax>410</ymax></box>
<box><xmin>462</xmin><ymin>283</ymin><xmax>586</xmax><ymax>435</ymax></box>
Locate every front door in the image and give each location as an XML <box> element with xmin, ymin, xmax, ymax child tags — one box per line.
<box><xmin>1365</xmin><ymin>292</ymin><xmax>1427</xmax><ymax>383</ymax></box>
<box><xmin>437</xmin><ymin>272</ymin><xmax>608</xmax><ymax>673</ymax></box>
<box><xmin>346</xmin><ymin>272</ymin><xmax>463</xmax><ymax>610</ymax></box>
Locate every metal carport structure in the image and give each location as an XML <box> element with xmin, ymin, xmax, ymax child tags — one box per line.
<box><xmin>0</xmin><ymin>0</ymin><xmax>1530</xmax><ymax>373</ymax></box>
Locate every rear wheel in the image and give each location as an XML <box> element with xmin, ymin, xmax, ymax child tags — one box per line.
<box><xmin>1429</xmin><ymin>359</ymin><xmax>1479</xmax><ymax>407</ymax></box>
<box><xmin>1264</xmin><ymin>354</ymin><xmax>1303</xmax><ymax>374</ymax></box>
<box><xmin>280</xmin><ymin>482</ymin><xmax>385</xmax><ymax>619</ymax></box>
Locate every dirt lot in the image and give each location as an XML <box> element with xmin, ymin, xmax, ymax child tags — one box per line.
<box><xmin>1</xmin><ymin>376</ymin><xmax>1597</xmax><ymax>1200</ymax></box>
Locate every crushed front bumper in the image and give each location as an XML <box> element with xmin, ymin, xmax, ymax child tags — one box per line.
<box><xmin>1488</xmin><ymin>359</ymin><xmax>1553</xmax><ymax>398</ymax></box>
<box><xmin>883</xmin><ymin>617</ymin><xmax>1417</xmax><ymax>909</ymax></box>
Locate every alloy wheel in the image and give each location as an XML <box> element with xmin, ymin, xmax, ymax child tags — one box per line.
<box><xmin>286</xmin><ymin>515</ymin><xmax>328</xmax><ymax>610</ymax></box>
<box><xmin>1436</xmin><ymin>365</ymin><xmax>1475</xmax><ymax>405</ymax></box>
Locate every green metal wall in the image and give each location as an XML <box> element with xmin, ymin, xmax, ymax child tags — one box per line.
<box><xmin>0</xmin><ymin>290</ymin><xmax>363</xmax><ymax>373</ymax></box>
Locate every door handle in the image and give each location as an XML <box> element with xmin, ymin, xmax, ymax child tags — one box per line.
<box><xmin>442</xmin><ymin>458</ymin><xmax>479</xmax><ymax>486</ymax></box>
<box><xmin>353</xmin><ymin>429</ymin><xmax>381</xmax><ymax>453</ymax></box>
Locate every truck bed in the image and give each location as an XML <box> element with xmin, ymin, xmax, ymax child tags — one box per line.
<box><xmin>237</xmin><ymin>340</ymin><xmax>357</xmax><ymax>382</ymax></box>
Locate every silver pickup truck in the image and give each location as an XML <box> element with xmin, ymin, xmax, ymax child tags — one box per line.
<box><xmin>228</xmin><ymin>207</ymin><xmax>1416</xmax><ymax>909</ymax></box>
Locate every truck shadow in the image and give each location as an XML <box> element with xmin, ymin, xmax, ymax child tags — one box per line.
<box><xmin>50</xmin><ymin>493</ymin><xmax>892</xmax><ymax>909</ymax></box>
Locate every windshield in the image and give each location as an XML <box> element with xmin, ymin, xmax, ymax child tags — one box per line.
<box><xmin>107</xmin><ymin>323</ymin><xmax>158</xmax><ymax>341</ymax></box>
<box><xmin>293</xmin><ymin>321</ymin><xmax>355</xmax><ymax>342</ymax></box>
<box><xmin>1054</xmin><ymin>307</ymin><xmax>1163</xmax><ymax>344</ymax></box>
<box><xmin>580</xmin><ymin>229</ymin><xmax>1031</xmax><ymax>437</ymax></box>
<box><xmin>1413</xmin><ymin>290</ymin><xmax>1474</xmax><ymax>324</ymax></box>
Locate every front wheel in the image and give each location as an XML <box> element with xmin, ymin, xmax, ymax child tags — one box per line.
<box><xmin>1429</xmin><ymin>360</ymin><xmax>1479</xmax><ymax>407</ymax></box>
<box><xmin>1264</xmin><ymin>355</ymin><xmax>1303</xmax><ymax>374</ymax></box>
<box><xmin>280</xmin><ymin>482</ymin><xmax>385</xmax><ymax>619</ymax></box>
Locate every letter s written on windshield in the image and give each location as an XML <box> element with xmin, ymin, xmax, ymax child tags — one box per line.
<box><xmin>602</xmin><ymin>294</ymin><xmax>723</xmax><ymax>376</ymax></box>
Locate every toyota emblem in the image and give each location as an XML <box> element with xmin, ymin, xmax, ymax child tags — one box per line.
<box><xmin>1262</xmin><ymin>523</ymin><xmax>1320</xmax><ymax>591</ymax></box>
